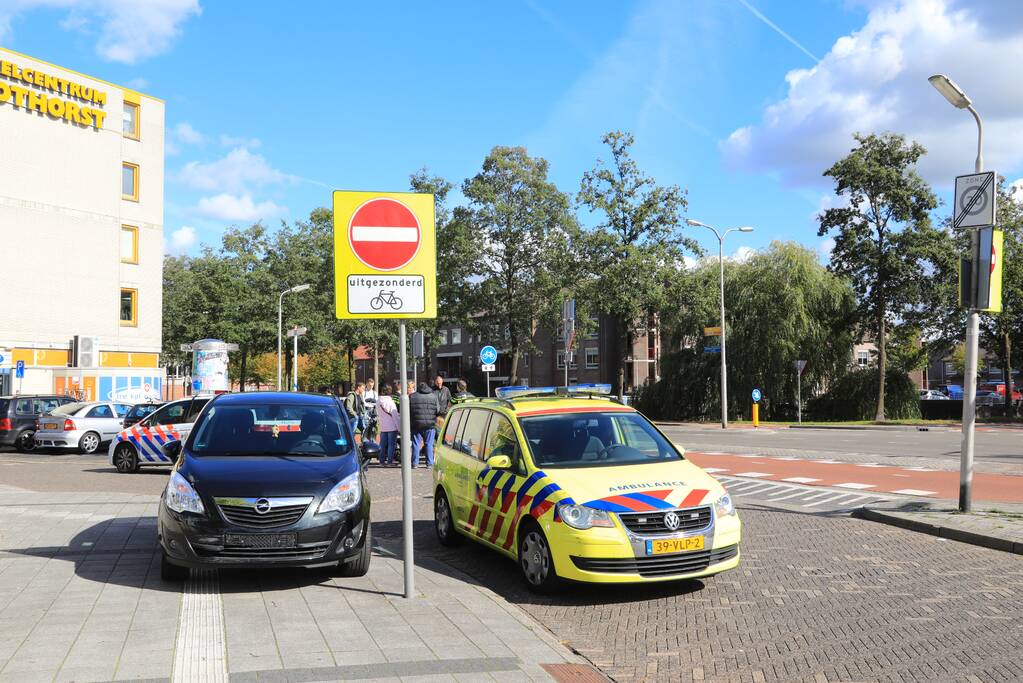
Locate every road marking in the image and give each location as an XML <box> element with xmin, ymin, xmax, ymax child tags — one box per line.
<box><xmin>890</xmin><ymin>489</ymin><xmax>937</xmax><ymax>497</ymax></box>
<box><xmin>904</xmin><ymin>467</ymin><xmax>936</xmax><ymax>472</ymax></box>
<box><xmin>772</xmin><ymin>456</ymin><xmax>800</xmax><ymax>460</ymax></box>
<box><xmin>855</xmin><ymin>463</ymin><xmax>887</xmax><ymax>468</ymax></box>
<box><xmin>833</xmin><ymin>482</ymin><xmax>876</xmax><ymax>490</ymax></box>
<box><xmin>702</xmin><ymin>467</ymin><xmax>729</xmax><ymax>473</ymax></box>
<box><xmin>732</xmin><ymin>482</ymin><xmax>784</xmax><ymax>497</ymax></box>
<box><xmin>736</xmin><ymin>454</ymin><xmax>761</xmax><ymax>458</ymax></box>
<box><xmin>766</xmin><ymin>489</ymin><xmax>815</xmax><ymax>501</ymax></box>
<box><xmin>813</xmin><ymin>459</ymin><xmax>843</xmax><ymax>464</ymax></box>
<box><xmin>735</xmin><ymin>471</ymin><xmax>772</xmax><ymax>478</ymax></box>
<box><xmin>803</xmin><ymin>493</ymin><xmax>852</xmax><ymax>507</ymax></box>
<box><xmin>172</xmin><ymin>569</ymin><xmax>228</xmax><ymax>682</ymax></box>
<box><xmin>781</xmin><ymin>477</ymin><xmax>820</xmax><ymax>484</ymax></box>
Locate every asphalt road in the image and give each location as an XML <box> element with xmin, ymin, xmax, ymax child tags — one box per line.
<box><xmin>660</xmin><ymin>424</ymin><xmax>1023</xmax><ymax>473</ymax></box>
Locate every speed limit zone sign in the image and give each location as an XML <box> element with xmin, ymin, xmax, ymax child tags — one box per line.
<box><xmin>954</xmin><ymin>171</ymin><xmax>996</xmax><ymax>229</ymax></box>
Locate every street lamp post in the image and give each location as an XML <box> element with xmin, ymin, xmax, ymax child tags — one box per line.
<box><xmin>277</xmin><ymin>284</ymin><xmax>311</xmax><ymax>390</ymax></box>
<box><xmin>928</xmin><ymin>73</ymin><xmax>984</xmax><ymax>512</ymax></box>
<box><xmin>686</xmin><ymin>219</ymin><xmax>754</xmax><ymax>429</ymax></box>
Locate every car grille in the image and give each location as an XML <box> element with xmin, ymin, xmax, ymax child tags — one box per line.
<box><xmin>197</xmin><ymin>541</ymin><xmax>330</xmax><ymax>560</ymax></box>
<box><xmin>571</xmin><ymin>544</ymin><xmax>738</xmax><ymax>577</ymax></box>
<box><xmin>215</xmin><ymin>497</ymin><xmax>311</xmax><ymax>528</ymax></box>
<box><xmin>618</xmin><ymin>506</ymin><xmax>712</xmax><ymax>536</ymax></box>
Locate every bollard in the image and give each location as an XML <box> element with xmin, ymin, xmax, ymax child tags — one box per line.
<box><xmin>752</xmin><ymin>403</ymin><xmax>759</xmax><ymax>428</ymax></box>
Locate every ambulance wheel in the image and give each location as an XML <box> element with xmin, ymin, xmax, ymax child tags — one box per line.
<box><xmin>434</xmin><ymin>488</ymin><xmax>463</xmax><ymax>547</ymax></box>
<box><xmin>161</xmin><ymin>551</ymin><xmax>189</xmax><ymax>582</ymax></box>
<box><xmin>114</xmin><ymin>443</ymin><xmax>139</xmax><ymax>473</ymax></box>
<box><xmin>518</xmin><ymin>520</ymin><xmax>561</xmax><ymax>594</ymax></box>
<box><xmin>78</xmin><ymin>431</ymin><xmax>101</xmax><ymax>455</ymax></box>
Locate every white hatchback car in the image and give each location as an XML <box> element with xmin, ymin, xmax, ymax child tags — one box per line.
<box><xmin>34</xmin><ymin>401</ymin><xmax>133</xmax><ymax>454</ymax></box>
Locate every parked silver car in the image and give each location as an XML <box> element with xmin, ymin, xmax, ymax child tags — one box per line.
<box><xmin>34</xmin><ymin>401</ymin><xmax>132</xmax><ymax>454</ymax></box>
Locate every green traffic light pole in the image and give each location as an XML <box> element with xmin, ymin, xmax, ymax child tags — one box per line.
<box><xmin>928</xmin><ymin>73</ymin><xmax>983</xmax><ymax>512</ymax></box>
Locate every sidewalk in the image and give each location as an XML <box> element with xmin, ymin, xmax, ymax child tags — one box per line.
<box><xmin>853</xmin><ymin>499</ymin><xmax>1023</xmax><ymax>555</ymax></box>
<box><xmin>0</xmin><ymin>486</ymin><xmax>593</xmax><ymax>682</ymax></box>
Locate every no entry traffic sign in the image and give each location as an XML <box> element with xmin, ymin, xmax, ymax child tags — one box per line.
<box><xmin>348</xmin><ymin>198</ymin><xmax>422</xmax><ymax>271</ymax></box>
<box><xmin>333</xmin><ymin>191</ymin><xmax>437</xmax><ymax>320</ymax></box>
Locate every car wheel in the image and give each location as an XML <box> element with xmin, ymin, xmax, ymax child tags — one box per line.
<box><xmin>337</xmin><ymin>525</ymin><xmax>372</xmax><ymax>577</ymax></box>
<box><xmin>78</xmin><ymin>431</ymin><xmax>101</xmax><ymax>455</ymax></box>
<box><xmin>518</xmin><ymin>521</ymin><xmax>561</xmax><ymax>594</ymax></box>
<box><xmin>113</xmin><ymin>443</ymin><xmax>139</xmax><ymax>473</ymax></box>
<box><xmin>15</xmin><ymin>430</ymin><xmax>36</xmax><ymax>452</ymax></box>
<box><xmin>160</xmin><ymin>551</ymin><xmax>189</xmax><ymax>581</ymax></box>
<box><xmin>434</xmin><ymin>488</ymin><xmax>463</xmax><ymax>547</ymax></box>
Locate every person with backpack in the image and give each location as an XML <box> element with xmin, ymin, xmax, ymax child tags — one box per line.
<box><xmin>344</xmin><ymin>382</ymin><xmax>366</xmax><ymax>438</ymax></box>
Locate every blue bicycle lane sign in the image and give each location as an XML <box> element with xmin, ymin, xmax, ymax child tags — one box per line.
<box><xmin>479</xmin><ymin>345</ymin><xmax>498</xmax><ymax>365</ymax></box>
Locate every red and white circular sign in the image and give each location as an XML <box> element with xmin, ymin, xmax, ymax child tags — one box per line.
<box><xmin>348</xmin><ymin>198</ymin><xmax>422</xmax><ymax>271</ymax></box>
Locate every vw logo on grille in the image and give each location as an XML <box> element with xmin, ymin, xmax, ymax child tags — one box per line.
<box><xmin>254</xmin><ymin>498</ymin><xmax>272</xmax><ymax>514</ymax></box>
<box><xmin>663</xmin><ymin>511</ymin><xmax>681</xmax><ymax>530</ymax></box>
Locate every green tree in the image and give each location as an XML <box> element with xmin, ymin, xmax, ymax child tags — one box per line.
<box><xmin>461</xmin><ymin>146</ymin><xmax>578</xmax><ymax>383</ymax></box>
<box><xmin>578</xmin><ymin>131</ymin><xmax>698</xmax><ymax>396</ymax></box>
<box><xmin>818</xmin><ymin>133</ymin><xmax>940</xmax><ymax>421</ymax></box>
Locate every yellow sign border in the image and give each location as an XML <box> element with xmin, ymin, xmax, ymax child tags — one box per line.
<box><xmin>332</xmin><ymin>190</ymin><xmax>437</xmax><ymax>319</ymax></box>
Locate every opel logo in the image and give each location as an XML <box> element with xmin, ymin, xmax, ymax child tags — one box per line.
<box><xmin>663</xmin><ymin>511</ymin><xmax>681</xmax><ymax>531</ymax></box>
<box><xmin>254</xmin><ymin>498</ymin><xmax>271</xmax><ymax>514</ymax></box>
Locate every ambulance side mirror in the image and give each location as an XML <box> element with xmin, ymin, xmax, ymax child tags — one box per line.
<box><xmin>486</xmin><ymin>455</ymin><xmax>512</xmax><ymax>470</ymax></box>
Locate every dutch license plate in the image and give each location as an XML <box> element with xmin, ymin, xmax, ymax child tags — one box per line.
<box><xmin>44</xmin><ymin>423</ymin><xmax>58</xmax><ymax>430</ymax></box>
<box><xmin>646</xmin><ymin>536</ymin><xmax>705</xmax><ymax>555</ymax></box>
<box><xmin>225</xmin><ymin>533</ymin><xmax>296</xmax><ymax>549</ymax></box>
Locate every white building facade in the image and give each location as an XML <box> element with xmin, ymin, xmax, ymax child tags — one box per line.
<box><xmin>0</xmin><ymin>47</ymin><xmax>165</xmax><ymax>401</ymax></box>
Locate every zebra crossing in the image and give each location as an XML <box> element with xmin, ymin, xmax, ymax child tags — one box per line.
<box><xmin>716</xmin><ymin>474</ymin><xmax>903</xmax><ymax>512</ymax></box>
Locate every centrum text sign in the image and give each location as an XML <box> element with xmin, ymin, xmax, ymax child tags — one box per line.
<box><xmin>0</xmin><ymin>59</ymin><xmax>108</xmax><ymax>130</ymax></box>
<box><xmin>333</xmin><ymin>191</ymin><xmax>436</xmax><ymax>319</ymax></box>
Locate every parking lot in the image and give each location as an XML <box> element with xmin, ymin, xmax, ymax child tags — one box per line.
<box><xmin>1</xmin><ymin>449</ymin><xmax>1021</xmax><ymax>682</ymax></box>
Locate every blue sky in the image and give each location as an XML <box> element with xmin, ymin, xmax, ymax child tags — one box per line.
<box><xmin>3</xmin><ymin>0</ymin><xmax>1022</xmax><ymax>261</ymax></box>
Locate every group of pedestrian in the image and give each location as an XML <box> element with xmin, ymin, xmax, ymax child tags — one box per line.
<box><xmin>345</xmin><ymin>374</ymin><xmax>475</xmax><ymax>468</ymax></box>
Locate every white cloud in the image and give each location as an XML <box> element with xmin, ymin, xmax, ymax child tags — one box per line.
<box><xmin>175</xmin><ymin>147</ymin><xmax>290</xmax><ymax>194</ymax></box>
<box><xmin>0</xmin><ymin>0</ymin><xmax>201</xmax><ymax>64</ymax></box>
<box><xmin>729</xmin><ymin>246</ymin><xmax>756</xmax><ymax>263</ymax></box>
<box><xmin>173</xmin><ymin>122</ymin><xmax>205</xmax><ymax>146</ymax></box>
<box><xmin>166</xmin><ymin>225</ymin><xmax>196</xmax><ymax>254</ymax></box>
<box><xmin>124</xmin><ymin>77</ymin><xmax>149</xmax><ymax>90</ymax></box>
<box><xmin>195</xmin><ymin>194</ymin><xmax>286</xmax><ymax>223</ymax></box>
<box><xmin>1011</xmin><ymin>177</ymin><xmax>1023</xmax><ymax>199</ymax></box>
<box><xmin>219</xmin><ymin>134</ymin><xmax>261</xmax><ymax>149</ymax></box>
<box><xmin>818</xmin><ymin>237</ymin><xmax>836</xmax><ymax>260</ymax></box>
<box><xmin>722</xmin><ymin>0</ymin><xmax>1023</xmax><ymax>188</ymax></box>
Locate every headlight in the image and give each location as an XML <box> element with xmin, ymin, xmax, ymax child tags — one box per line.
<box><xmin>318</xmin><ymin>472</ymin><xmax>362</xmax><ymax>514</ymax></box>
<box><xmin>557</xmin><ymin>503</ymin><xmax>614</xmax><ymax>530</ymax></box>
<box><xmin>165</xmin><ymin>471</ymin><xmax>205</xmax><ymax>514</ymax></box>
<box><xmin>714</xmin><ymin>493</ymin><xmax>735</xmax><ymax>518</ymax></box>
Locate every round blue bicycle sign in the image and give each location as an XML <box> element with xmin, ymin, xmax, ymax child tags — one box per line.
<box><xmin>751</xmin><ymin>388</ymin><xmax>762</xmax><ymax>403</ymax></box>
<box><xmin>479</xmin><ymin>345</ymin><xmax>498</xmax><ymax>365</ymax></box>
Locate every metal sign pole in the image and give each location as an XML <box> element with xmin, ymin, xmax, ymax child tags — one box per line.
<box><xmin>292</xmin><ymin>332</ymin><xmax>299</xmax><ymax>391</ymax></box>
<box><xmin>398</xmin><ymin>322</ymin><xmax>414</xmax><ymax>598</ymax></box>
<box><xmin>486</xmin><ymin>370</ymin><xmax>491</xmax><ymax>397</ymax></box>
<box><xmin>797</xmin><ymin>368</ymin><xmax>802</xmax><ymax>424</ymax></box>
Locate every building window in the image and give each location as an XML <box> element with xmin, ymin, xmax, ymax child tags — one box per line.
<box><xmin>439</xmin><ymin>329</ymin><xmax>448</xmax><ymax>345</ymax></box>
<box><xmin>123</xmin><ymin>102</ymin><xmax>140</xmax><ymax>140</ymax></box>
<box><xmin>120</xmin><ymin>288</ymin><xmax>137</xmax><ymax>326</ymax></box>
<box><xmin>557</xmin><ymin>351</ymin><xmax>577</xmax><ymax>369</ymax></box>
<box><xmin>121</xmin><ymin>225</ymin><xmax>138</xmax><ymax>264</ymax></box>
<box><xmin>856</xmin><ymin>350</ymin><xmax>870</xmax><ymax>367</ymax></box>
<box><xmin>944</xmin><ymin>361</ymin><xmax>956</xmax><ymax>376</ymax></box>
<box><xmin>451</xmin><ymin>327</ymin><xmax>461</xmax><ymax>345</ymax></box>
<box><xmin>122</xmin><ymin>162</ymin><xmax>139</xmax><ymax>201</ymax></box>
<box><xmin>585</xmin><ymin>347</ymin><xmax>599</xmax><ymax>369</ymax></box>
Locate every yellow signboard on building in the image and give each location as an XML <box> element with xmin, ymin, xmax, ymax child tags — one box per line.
<box><xmin>332</xmin><ymin>191</ymin><xmax>437</xmax><ymax>319</ymax></box>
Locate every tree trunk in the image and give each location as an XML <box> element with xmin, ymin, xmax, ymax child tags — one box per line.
<box><xmin>238</xmin><ymin>347</ymin><xmax>248</xmax><ymax>393</ymax></box>
<box><xmin>510</xmin><ymin>345</ymin><xmax>520</xmax><ymax>385</ymax></box>
<box><xmin>875</xmin><ymin>314</ymin><xmax>886</xmax><ymax>422</ymax></box>
<box><xmin>373</xmin><ymin>339</ymin><xmax>379</xmax><ymax>392</ymax></box>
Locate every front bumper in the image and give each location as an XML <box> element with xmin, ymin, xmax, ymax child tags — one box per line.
<box><xmin>547</xmin><ymin>510</ymin><xmax>742</xmax><ymax>584</ymax></box>
<box><xmin>158</xmin><ymin>496</ymin><xmax>371</xmax><ymax>570</ymax></box>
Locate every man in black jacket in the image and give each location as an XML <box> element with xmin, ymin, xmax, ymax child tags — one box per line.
<box><xmin>433</xmin><ymin>375</ymin><xmax>452</xmax><ymax>416</ymax></box>
<box><xmin>409</xmin><ymin>382</ymin><xmax>441</xmax><ymax>467</ymax></box>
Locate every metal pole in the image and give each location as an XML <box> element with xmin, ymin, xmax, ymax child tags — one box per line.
<box><xmin>564</xmin><ymin>346</ymin><xmax>569</xmax><ymax>388</ymax></box>
<box><xmin>718</xmin><ymin>234</ymin><xmax>728</xmax><ymax>429</ymax></box>
<box><xmin>959</xmin><ymin>105</ymin><xmax>984</xmax><ymax>513</ymax></box>
<box><xmin>398</xmin><ymin>322</ymin><xmax>414</xmax><ymax>598</ymax></box>
<box><xmin>797</xmin><ymin>368</ymin><xmax>802</xmax><ymax>424</ymax></box>
<box><xmin>292</xmin><ymin>331</ymin><xmax>299</xmax><ymax>391</ymax></box>
<box><xmin>277</xmin><ymin>292</ymin><xmax>284</xmax><ymax>390</ymax></box>
<box><xmin>486</xmin><ymin>371</ymin><xmax>491</xmax><ymax>397</ymax></box>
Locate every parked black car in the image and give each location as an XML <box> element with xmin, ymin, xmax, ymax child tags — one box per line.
<box><xmin>158</xmin><ymin>391</ymin><xmax>378</xmax><ymax>580</ymax></box>
<box><xmin>122</xmin><ymin>401</ymin><xmax>164</xmax><ymax>429</ymax></box>
<box><xmin>0</xmin><ymin>395</ymin><xmax>77</xmax><ymax>451</ymax></box>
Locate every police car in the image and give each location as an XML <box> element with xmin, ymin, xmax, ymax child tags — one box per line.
<box><xmin>432</xmin><ymin>385</ymin><xmax>740</xmax><ymax>592</ymax></box>
<box><xmin>108</xmin><ymin>395</ymin><xmax>210</xmax><ymax>472</ymax></box>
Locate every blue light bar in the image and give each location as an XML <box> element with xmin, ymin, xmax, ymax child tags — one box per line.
<box><xmin>566</xmin><ymin>383</ymin><xmax>613</xmax><ymax>395</ymax></box>
<box><xmin>494</xmin><ymin>386</ymin><xmax>556</xmax><ymax>399</ymax></box>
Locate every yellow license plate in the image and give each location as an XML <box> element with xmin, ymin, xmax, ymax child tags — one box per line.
<box><xmin>647</xmin><ymin>536</ymin><xmax>705</xmax><ymax>555</ymax></box>
<box><xmin>44</xmin><ymin>423</ymin><xmax>58</xmax><ymax>430</ymax></box>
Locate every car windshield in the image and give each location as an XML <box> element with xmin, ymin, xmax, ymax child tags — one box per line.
<box><xmin>188</xmin><ymin>403</ymin><xmax>352</xmax><ymax>457</ymax></box>
<box><xmin>519</xmin><ymin>411</ymin><xmax>682</xmax><ymax>468</ymax></box>
<box><xmin>51</xmin><ymin>402</ymin><xmax>87</xmax><ymax>416</ymax></box>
